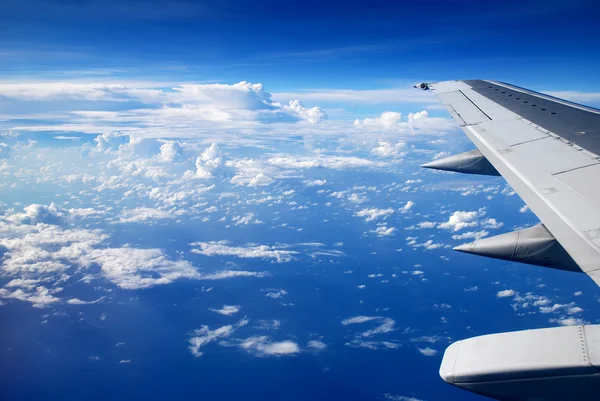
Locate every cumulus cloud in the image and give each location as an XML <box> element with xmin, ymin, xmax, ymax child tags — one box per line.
<box><xmin>6</xmin><ymin>203</ymin><xmax>104</xmax><ymax>225</ymax></box>
<box><xmin>354</xmin><ymin>111</ymin><xmax>402</xmax><ymax>129</ymax></box>
<box><xmin>371</xmin><ymin>141</ymin><xmax>406</xmax><ymax>158</ymax></box>
<box><xmin>550</xmin><ymin>317</ymin><xmax>585</xmax><ymax>327</ymax></box>
<box><xmin>356</xmin><ymin>208</ymin><xmax>394</xmax><ymax>222</ymax></box>
<box><xmin>268</xmin><ymin>155</ymin><xmax>380</xmax><ymax>170</ymax></box>
<box><xmin>284</xmin><ymin>100</ymin><xmax>327</xmax><ymax>124</ymax></box>
<box><xmin>83</xmin><ymin>247</ymin><xmax>201</xmax><ymax>289</ymax></box>
<box><xmin>230</xmin><ymin>172</ymin><xmax>274</xmax><ymax>187</ymax></box>
<box><xmin>418</xmin><ymin>347</ymin><xmax>438</xmax><ymax>357</ymax></box>
<box><xmin>264</xmin><ymin>289</ymin><xmax>288</xmax><ymax>299</ymax></box>
<box><xmin>0</xmin><ymin>206</ymin><xmax>269</xmax><ymax>297</ymax></box>
<box><xmin>3</xmin><ymin>81</ymin><xmax>331</xmax><ymax>137</ymax></box>
<box><xmin>497</xmin><ymin>289</ymin><xmax>516</xmax><ymax>298</ymax></box>
<box><xmin>239</xmin><ymin>336</ymin><xmax>300</xmax><ymax>356</ymax></box>
<box><xmin>0</xmin><ymin>286</ymin><xmax>61</xmax><ymax>308</ymax></box>
<box><xmin>232</xmin><ymin>212</ymin><xmax>263</xmax><ymax>226</ymax></box>
<box><xmin>373</xmin><ymin>226</ymin><xmax>396</xmax><ymax>236</ymax></box>
<box><xmin>407</xmin><ymin>110</ymin><xmax>429</xmax><ymax>122</ymax></box>
<box><xmin>188</xmin><ymin>318</ymin><xmax>248</xmax><ymax>357</ymax></box>
<box><xmin>481</xmin><ymin>218</ymin><xmax>504</xmax><ymax>229</ymax></box>
<box><xmin>452</xmin><ymin>230</ymin><xmax>489</xmax><ymax>240</ymax></box>
<box><xmin>185</xmin><ymin>143</ymin><xmax>223</xmax><ymax>179</ymax></box>
<box><xmin>116</xmin><ymin>207</ymin><xmax>173</xmax><ymax>223</ymax></box>
<box><xmin>400</xmin><ymin>201</ymin><xmax>415</xmax><ymax>213</ymax></box>
<box><xmin>438</xmin><ymin>210</ymin><xmax>484</xmax><ymax>231</ymax></box>
<box><xmin>95</xmin><ymin>132</ymin><xmax>130</xmax><ymax>152</ymax></box>
<box><xmin>190</xmin><ymin>241</ymin><xmax>298</xmax><ymax>263</ymax></box>
<box><xmin>307</xmin><ymin>340</ymin><xmax>327</xmax><ymax>351</ymax></box>
<box><xmin>209</xmin><ymin>305</ymin><xmax>241</xmax><ymax>316</ymax></box>
<box><xmin>158</xmin><ymin>141</ymin><xmax>183</xmax><ymax>162</ymax></box>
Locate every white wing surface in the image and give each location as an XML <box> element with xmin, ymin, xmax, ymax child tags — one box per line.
<box><xmin>419</xmin><ymin>80</ymin><xmax>600</xmax><ymax>286</ymax></box>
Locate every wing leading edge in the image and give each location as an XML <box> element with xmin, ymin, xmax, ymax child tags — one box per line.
<box><xmin>419</xmin><ymin>80</ymin><xmax>600</xmax><ymax>401</ymax></box>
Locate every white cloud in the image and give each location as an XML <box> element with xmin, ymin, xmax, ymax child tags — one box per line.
<box><xmin>199</xmin><ymin>270</ymin><xmax>268</xmax><ymax>280</ymax></box>
<box><xmin>233</xmin><ymin>212</ymin><xmax>263</xmax><ymax>226</ymax></box>
<box><xmin>209</xmin><ymin>305</ymin><xmax>241</xmax><ymax>316</ymax></box>
<box><xmin>264</xmin><ymin>289</ymin><xmax>287</xmax><ymax>299</ymax></box>
<box><xmin>239</xmin><ymin>336</ymin><xmax>300</xmax><ymax>356</ymax></box>
<box><xmin>188</xmin><ymin>318</ymin><xmax>248</xmax><ymax>357</ymax></box>
<box><xmin>371</xmin><ymin>141</ymin><xmax>406</xmax><ymax>157</ymax></box>
<box><xmin>348</xmin><ymin>193</ymin><xmax>367</xmax><ymax>204</ymax></box>
<box><xmin>83</xmin><ymin>247</ymin><xmax>201</xmax><ymax>289</ymax></box>
<box><xmin>158</xmin><ymin>141</ymin><xmax>183</xmax><ymax>162</ymax></box>
<box><xmin>95</xmin><ymin>132</ymin><xmax>130</xmax><ymax>152</ymax></box>
<box><xmin>3</xmin><ymin>81</ymin><xmax>334</xmax><ymax>138</ymax></box>
<box><xmin>185</xmin><ymin>143</ymin><xmax>223</xmax><ymax>179</ymax></box>
<box><xmin>307</xmin><ymin>340</ymin><xmax>327</xmax><ymax>351</ymax></box>
<box><xmin>284</xmin><ymin>100</ymin><xmax>327</xmax><ymax>124</ymax></box>
<box><xmin>550</xmin><ymin>317</ymin><xmax>585</xmax><ymax>327</ymax></box>
<box><xmin>5</xmin><ymin>279</ymin><xmax>41</xmax><ymax>290</ymax></box>
<box><xmin>0</xmin><ymin>208</ymin><xmax>260</xmax><ymax>292</ymax></box>
<box><xmin>408</xmin><ymin>110</ymin><xmax>429</xmax><ymax>122</ymax></box>
<box><xmin>116</xmin><ymin>207</ymin><xmax>172</xmax><ymax>223</ymax></box>
<box><xmin>342</xmin><ymin>316</ymin><xmax>380</xmax><ymax>325</ymax></box>
<box><xmin>190</xmin><ymin>241</ymin><xmax>298</xmax><ymax>263</ymax></box>
<box><xmin>356</xmin><ymin>208</ymin><xmax>394</xmax><ymax>222</ymax></box>
<box><xmin>400</xmin><ymin>201</ymin><xmax>415</xmax><ymax>213</ymax></box>
<box><xmin>418</xmin><ymin>347</ymin><xmax>438</xmax><ymax>357</ymax></box>
<box><xmin>345</xmin><ymin>340</ymin><xmax>400</xmax><ymax>350</ymax></box>
<box><xmin>546</xmin><ymin>91</ymin><xmax>600</xmax><ymax>103</ymax></box>
<box><xmin>230</xmin><ymin>172</ymin><xmax>274</xmax><ymax>187</ymax></box>
<box><xmin>66</xmin><ymin>297</ymin><xmax>105</xmax><ymax>305</ymax></box>
<box><xmin>6</xmin><ymin>203</ymin><xmax>104</xmax><ymax>225</ymax></box>
<box><xmin>305</xmin><ymin>179</ymin><xmax>326</xmax><ymax>187</ymax></box>
<box><xmin>384</xmin><ymin>394</ymin><xmax>425</xmax><ymax>401</ymax></box>
<box><xmin>268</xmin><ymin>155</ymin><xmax>380</xmax><ymax>170</ymax></box>
<box><xmin>342</xmin><ymin>316</ymin><xmax>396</xmax><ymax>337</ymax></box>
<box><xmin>452</xmin><ymin>230</ymin><xmax>489</xmax><ymax>240</ymax></box>
<box><xmin>481</xmin><ymin>218</ymin><xmax>504</xmax><ymax>229</ymax></box>
<box><xmin>417</xmin><ymin>221</ymin><xmax>435</xmax><ymax>228</ymax></box>
<box><xmin>0</xmin><ymin>286</ymin><xmax>61</xmax><ymax>308</ymax></box>
<box><xmin>354</xmin><ymin>111</ymin><xmax>402</xmax><ymax>129</ymax></box>
<box><xmin>272</xmin><ymin>87</ymin><xmax>435</xmax><ymax>105</ymax></box>
<box><xmin>374</xmin><ymin>226</ymin><xmax>396</xmax><ymax>236</ymax></box>
<box><xmin>497</xmin><ymin>289</ymin><xmax>516</xmax><ymax>298</ymax></box>
<box><xmin>438</xmin><ymin>210</ymin><xmax>484</xmax><ymax>231</ymax></box>
<box><xmin>412</xmin><ymin>239</ymin><xmax>444</xmax><ymax>250</ymax></box>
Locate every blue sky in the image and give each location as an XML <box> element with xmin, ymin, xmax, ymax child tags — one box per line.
<box><xmin>2</xmin><ymin>0</ymin><xmax>600</xmax><ymax>93</ymax></box>
<box><xmin>2</xmin><ymin>2</ymin><xmax>600</xmax><ymax>401</ymax></box>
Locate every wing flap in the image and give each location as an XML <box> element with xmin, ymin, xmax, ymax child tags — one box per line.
<box><xmin>437</xmin><ymin>90</ymin><xmax>491</xmax><ymax>125</ymax></box>
<box><xmin>478</xmin><ymin>118</ymin><xmax>549</xmax><ymax>145</ymax></box>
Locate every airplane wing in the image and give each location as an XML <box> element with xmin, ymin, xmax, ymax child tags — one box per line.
<box><xmin>418</xmin><ymin>80</ymin><xmax>600</xmax><ymax>401</ymax></box>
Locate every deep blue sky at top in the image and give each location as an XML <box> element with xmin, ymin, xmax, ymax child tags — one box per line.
<box><xmin>1</xmin><ymin>0</ymin><xmax>600</xmax><ymax>91</ymax></box>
